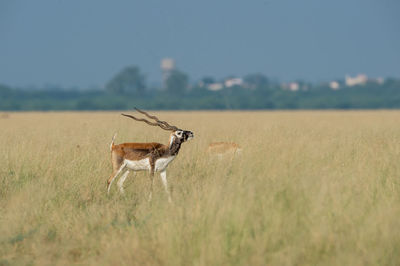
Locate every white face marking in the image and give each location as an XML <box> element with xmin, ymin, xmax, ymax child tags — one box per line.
<box><xmin>175</xmin><ymin>130</ymin><xmax>184</xmax><ymax>138</ymax></box>
<box><xmin>124</xmin><ymin>158</ymin><xmax>151</xmax><ymax>171</ymax></box>
<box><xmin>155</xmin><ymin>156</ymin><xmax>176</xmax><ymax>172</ymax></box>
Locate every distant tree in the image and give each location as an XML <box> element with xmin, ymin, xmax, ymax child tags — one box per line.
<box><xmin>243</xmin><ymin>73</ymin><xmax>269</xmax><ymax>89</ymax></box>
<box><xmin>106</xmin><ymin>66</ymin><xmax>146</xmax><ymax>94</ymax></box>
<box><xmin>201</xmin><ymin>76</ymin><xmax>215</xmax><ymax>86</ymax></box>
<box><xmin>383</xmin><ymin>78</ymin><xmax>400</xmax><ymax>89</ymax></box>
<box><xmin>166</xmin><ymin>70</ymin><xmax>189</xmax><ymax>95</ymax></box>
<box><xmin>0</xmin><ymin>84</ymin><xmax>12</xmax><ymax>97</ymax></box>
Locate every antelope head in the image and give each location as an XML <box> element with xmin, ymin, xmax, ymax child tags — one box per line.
<box><xmin>121</xmin><ymin>108</ymin><xmax>194</xmax><ymax>145</ymax></box>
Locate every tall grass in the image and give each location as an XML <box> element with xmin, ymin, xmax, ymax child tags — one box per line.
<box><xmin>1</xmin><ymin>111</ymin><xmax>400</xmax><ymax>265</ymax></box>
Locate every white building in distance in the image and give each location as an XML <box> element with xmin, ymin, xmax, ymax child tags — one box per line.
<box><xmin>345</xmin><ymin>74</ymin><xmax>368</xmax><ymax>87</ymax></box>
<box><xmin>161</xmin><ymin>58</ymin><xmax>176</xmax><ymax>89</ymax></box>
<box><xmin>224</xmin><ymin>78</ymin><xmax>243</xmax><ymax>88</ymax></box>
<box><xmin>329</xmin><ymin>81</ymin><xmax>340</xmax><ymax>90</ymax></box>
<box><xmin>289</xmin><ymin>82</ymin><xmax>299</xmax><ymax>91</ymax></box>
<box><xmin>207</xmin><ymin>83</ymin><xmax>224</xmax><ymax>91</ymax></box>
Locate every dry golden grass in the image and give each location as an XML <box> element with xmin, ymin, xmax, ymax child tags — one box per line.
<box><xmin>1</xmin><ymin>111</ymin><xmax>400</xmax><ymax>265</ymax></box>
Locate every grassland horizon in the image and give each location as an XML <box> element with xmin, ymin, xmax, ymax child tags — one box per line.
<box><xmin>1</xmin><ymin>111</ymin><xmax>399</xmax><ymax>265</ymax></box>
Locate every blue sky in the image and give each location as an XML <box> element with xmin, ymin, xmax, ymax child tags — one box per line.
<box><xmin>0</xmin><ymin>0</ymin><xmax>399</xmax><ymax>87</ymax></box>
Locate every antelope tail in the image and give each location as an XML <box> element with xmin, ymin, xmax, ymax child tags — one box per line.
<box><xmin>110</xmin><ymin>133</ymin><xmax>117</xmax><ymax>151</ymax></box>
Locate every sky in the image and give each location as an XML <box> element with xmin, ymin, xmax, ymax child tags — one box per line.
<box><xmin>0</xmin><ymin>0</ymin><xmax>399</xmax><ymax>88</ymax></box>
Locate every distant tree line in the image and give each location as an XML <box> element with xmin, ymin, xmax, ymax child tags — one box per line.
<box><xmin>1</xmin><ymin>66</ymin><xmax>400</xmax><ymax>110</ymax></box>
<box><xmin>105</xmin><ymin>65</ymin><xmax>189</xmax><ymax>95</ymax></box>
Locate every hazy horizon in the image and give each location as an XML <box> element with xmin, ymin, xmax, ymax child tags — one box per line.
<box><xmin>1</xmin><ymin>0</ymin><xmax>399</xmax><ymax>88</ymax></box>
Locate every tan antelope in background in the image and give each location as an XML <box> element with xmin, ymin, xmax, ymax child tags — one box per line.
<box><xmin>107</xmin><ymin>108</ymin><xmax>194</xmax><ymax>202</ymax></box>
<box><xmin>207</xmin><ymin>142</ymin><xmax>242</xmax><ymax>157</ymax></box>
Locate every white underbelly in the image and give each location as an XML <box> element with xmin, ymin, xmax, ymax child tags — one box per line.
<box><xmin>125</xmin><ymin>158</ymin><xmax>151</xmax><ymax>171</ymax></box>
<box><xmin>155</xmin><ymin>156</ymin><xmax>176</xmax><ymax>172</ymax></box>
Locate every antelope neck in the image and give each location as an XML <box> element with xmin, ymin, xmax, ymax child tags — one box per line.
<box><xmin>168</xmin><ymin>135</ymin><xmax>182</xmax><ymax>156</ymax></box>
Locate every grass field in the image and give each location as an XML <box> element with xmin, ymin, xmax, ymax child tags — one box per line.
<box><xmin>1</xmin><ymin>111</ymin><xmax>400</xmax><ymax>265</ymax></box>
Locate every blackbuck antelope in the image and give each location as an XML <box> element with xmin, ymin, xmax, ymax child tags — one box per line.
<box><xmin>207</xmin><ymin>142</ymin><xmax>242</xmax><ymax>157</ymax></box>
<box><xmin>107</xmin><ymin>108</ymin><xmax>194</xmax><ymax>202</ymax></box>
